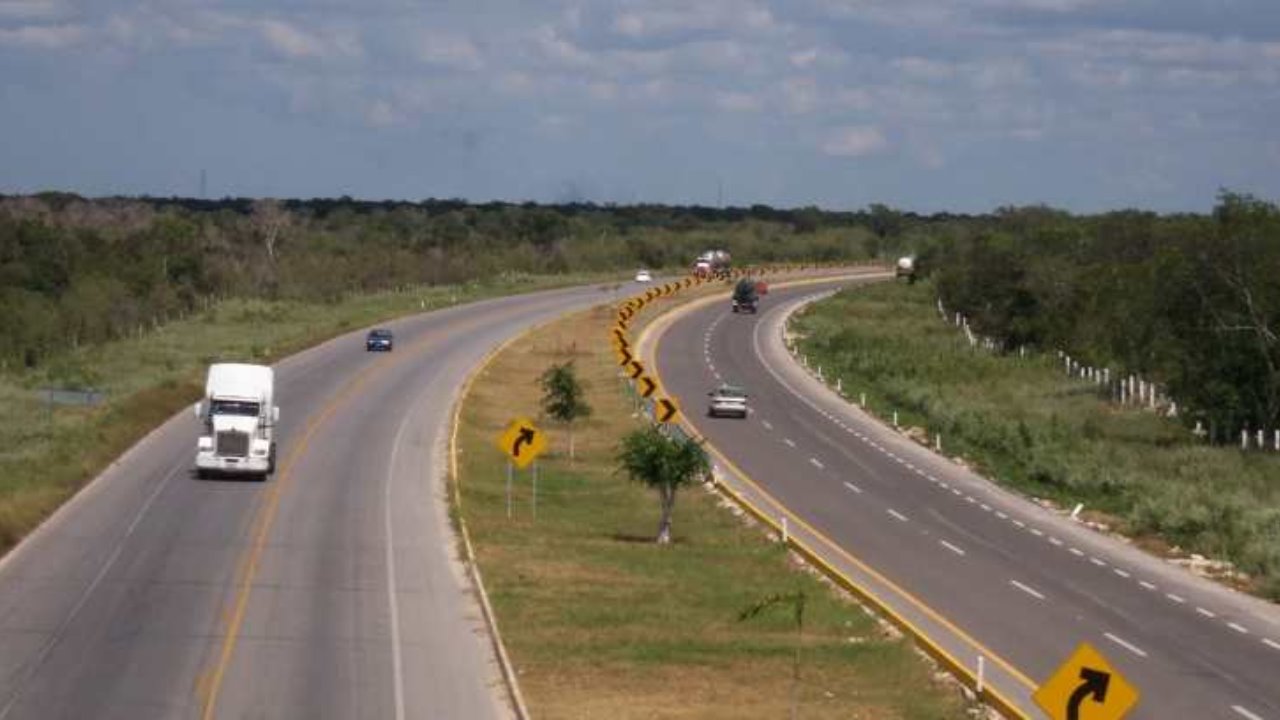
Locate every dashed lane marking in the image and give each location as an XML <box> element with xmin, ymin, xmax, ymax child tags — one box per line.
<box><xmin>940</xmin><ymin>540</ymin><xmax>966</xmax><ymax>556</ymax></box>
<box><xmin>1104</xmin><ymin>632</ymin><xmax>1148</xmax><ymax>658</ymax></box>
<box><xmin>887</xmin><ymin>509</ymin><xmax>909</xmax><ymax>522</ymax></box>
<box><xmin>1010</xmin><ymin>580</ymin><xmax>1045</xmax><ymax>600</ymax></box>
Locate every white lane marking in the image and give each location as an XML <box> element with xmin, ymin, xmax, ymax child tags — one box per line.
<box><xmin>940</xmin><ymin>540</ymin><xmax>966</xmax><ymax>556</ymax></box>
<box><xmin>965</xmin><ymin>496</ymin><xmax>977</xmax><ymax>504</ymax></box>
<box><xmin>762</xmin><ymin>420</ymin><xmax>773</xmax><ymax>430</ymax></box>
<box><xmin>842</xmin><ymin>481</ymin><xmax>862</xmax><ymax>494</ymax></box>
<box><xmin>1232</xmin><ymin>705</ymin><xmax>1265</xmax><ymax>720</ymax></box>
<box><xmin>1228</xmin><ymin>622</ymin><xmax>1249</xmax><ymax>634</ymax></box>
<box><xmin>0</xmin><ymin>463</ymin><xmax>181</xmax><ymax>719</ymax></box>
<box><xmin>1090</xmin><ymin>557</ymin><xmax>1107</xmax><ymax>567</ymax></box>
<box><xmin>887</xmin><ymin>509</ymin><xmax>909</xmax><ymax>522</ymax></box>
<box><xmin>1167</xmin><ymin>593</ymin><xmax>1186</xmax><ymax>604</ymax></box>
<box><xmin>1139</xmin><ymin>581</ymin><xmax>1157</xmax><ymax>591</ymax></box>
<box><xmin>1105</xmin><ymin>632</ymin><xmax>1149</xmax><ymax>658</ymax></box>
<box><xmin>1029</xmin><ymin>528</ymin><xmax>1043</xmax><ymax>536</ymax></box>
<box><xmin>904</xmin><ymin>462</ymin><xmax>915</xmax><ymax>470</ymax></box>
<box><xmin>784</xmin><ymin>438</ymin><xmax>796</xmax><ymax>447</ymax></box>
<box><xmin>926</xmin><ymin>475</ymin><xmax>939</xmax><ymax>483</ymax></box>
<box><xmin>1010</xmin><ymin>580</ymin><xmax>1045</xmax><ymax>600</ymax></box>
<box><xmin>951</xmin><ymin>488</ymin><xmax>963</xmax><ymax>497</ymax></box>
<box><xmin>1069</xmin><ymin>548</ymin><xmax>1085</xmax><ymax>557</ymax></box>
<box><xmin>1114</xmin><ymin>568</ymin><xmax>1131</xmax><ymax>578</ymax></box>
<box><xmin>1049</xmin><ymin>536</ymin><xmax>1063</xmax><ymax>546</ymax></box>
<box><xmin>996</xmin><ymin>511</ymin><xmax>1008</xmax><ymax>519</ymax></box>
<box><xmin>981</xmin><ymin>504</ymin><xmax>993</xmax><ymax>512</ymax></box>
<box><xmin>1197</xmin><ymin>607</ymin><xmax>1217</xmax><ymax>619</ymax></box>
<box><xmin>1011</xmin><ymin>519</ymin><xmax>1026</xmax><ymax>528</ymax></box>
<box><xmin>1263</xmin><ymin>638</ymin><xmax>1280</xmax><ymax>651</ymax></box>
<box><xmin>384</xmin><ymin>398</ymin><xmax>418</xmax><ymax>720</ymax></box>
<box><xmin>809</xmin><ymin>457</ymin><xmax>824</xmax><ymax>469</ymax></box>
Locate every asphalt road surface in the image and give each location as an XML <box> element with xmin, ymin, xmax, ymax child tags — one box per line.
<box><xmin>653</xmin><ymin>279</ymin><xmax>1280</xmax><ymax>720</ymax></box>
<box><xmin>0</xmin><ymin>281</ymin><xmax>632</xmax><ymax>720</ymax></box>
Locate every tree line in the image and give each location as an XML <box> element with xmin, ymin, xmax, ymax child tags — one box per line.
<box><xmin>914</xmin><ymin>192</ymin><xmax>1279</xmax><ymax>440</ymax></box>
<box><xmin>0</xmin><ymin>193</ymin><xmax>885</xmax><ymax>372</ymax></box>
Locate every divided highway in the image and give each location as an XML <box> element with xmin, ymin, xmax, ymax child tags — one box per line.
<box><xmin>653</xmin><ymin>279</ymin><xmax>1280</xmax><ymax>720</ymax></box>
<box><xmin>0</xmin><ymin>282</ymin><xmax>628</xmax><ymax>720</ymax></box>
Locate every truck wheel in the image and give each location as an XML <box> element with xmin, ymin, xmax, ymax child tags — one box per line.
<box><xmin>267</xmin><ymin>444</ymin><xmax>277</xmax><ymax>474</ymax></box>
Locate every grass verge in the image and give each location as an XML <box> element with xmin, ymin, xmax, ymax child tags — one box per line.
<box><xmin>791</xmin><ymin>281</ymin><xmax>1280</xmax><ymax>600</ymax></box>
<box><xmin>0</xmin><ymin>272</ymin><xmax>620</xmax><ymax>555</ymax></box>
<box><xmin>455</xmin><ymin>295</ymin><xmax>971</xmax><ymax>719</ymax></box>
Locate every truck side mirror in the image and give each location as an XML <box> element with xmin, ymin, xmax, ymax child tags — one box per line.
<box><xmin>273</xmin><ymin>406</ymin><xmax>280</xmax><ymax>422</ymax></box>
<box><xmin>193</xmin><ymin>402</ymin><xmax>202</xmax><ymax>419</ymax></box>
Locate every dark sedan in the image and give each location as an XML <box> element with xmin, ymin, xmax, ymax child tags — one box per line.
<box><xmin>365</xmin><ymin>328</ymin><xmax>394</xmax><ymax>352</ymax></box>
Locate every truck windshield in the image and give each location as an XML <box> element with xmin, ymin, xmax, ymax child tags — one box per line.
<box><xmin>210</xmin><ymin>400</ymin><xmax>260</xmax><ymax>417</ymax></box>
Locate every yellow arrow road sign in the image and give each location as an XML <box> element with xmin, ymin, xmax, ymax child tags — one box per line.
<box><xmin>1034</xmin><ymin>642</ymin><xmax>1139</xmax><ymax>720</ymax></box>
<box><xmin>497</xmin><ymin>417</ymin><xmax>548</xmax><ymax>470</ymax></box>
<box><xmin>627</xmin><ymin>360</ymin><xmax>644</xmax><ymax>379</ymax></box>
<box><xmin>617</xmin><ymin>347</ymin><xmax>633</xmax><ymax>367</ymax></box>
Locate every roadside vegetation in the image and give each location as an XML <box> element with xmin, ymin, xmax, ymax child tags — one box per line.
<box><xmin>455</xmin><ymin>301</ymin><xmax>971</xmax><ymax>719</ymax></box>
<box><xmin>792</xmin><ymin>281</ymin><xmax>1280</xmax><ymax>599</ymax></box>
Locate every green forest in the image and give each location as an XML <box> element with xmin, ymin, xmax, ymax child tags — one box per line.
<box><xmin>0</xmin><ymin>193</ymin><xmax>885</xmax><ymax>372</ymax></box>
<box><xmin>911</xmin><ymin>192</ymin><xmax>1279</xmax><ymax>441</ymax></box>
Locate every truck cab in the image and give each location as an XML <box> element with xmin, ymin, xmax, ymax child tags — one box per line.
<box><xmin>194</xmin><ymin>363</ymin><xmax>279</xmax><ymax>479</ymax></box>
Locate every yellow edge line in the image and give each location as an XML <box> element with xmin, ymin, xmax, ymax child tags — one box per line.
<box><xmin>639</xmin><ymin>271</ymin><xmax>1038</xmax><ymax>719</ymax></box>
<box><xmin>198</xmin><ymin>319</ymin><xmax>477</xmax><ymax>720</ymax></box>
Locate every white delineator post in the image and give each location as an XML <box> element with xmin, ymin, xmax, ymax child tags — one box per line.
<box><xmin>977</xmin><ymin>655</ymin><xmax>985</xmax><ymax>695</ymax></box>
<box><xmin>781</xmin><ymin>516</ymin><xmax>789</xmax><ymax>544</ymax></box>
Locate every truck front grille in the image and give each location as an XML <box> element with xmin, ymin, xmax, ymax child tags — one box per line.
<box><xmin>215</xmin><ymin>431</ymin><xmax>250</xmax><ymax>458</ymax></box>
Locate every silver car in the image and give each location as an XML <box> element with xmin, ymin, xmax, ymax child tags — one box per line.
<box><xmin>707</xmin><ymin>384</ymin><xmax>748</xmax><ymax>418</ymax></box>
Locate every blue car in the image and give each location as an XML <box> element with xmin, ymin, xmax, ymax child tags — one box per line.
<box><xmin>366</xmin><ymin>328</ymin><xmax>394</xmax><ymax>352</ymax></box>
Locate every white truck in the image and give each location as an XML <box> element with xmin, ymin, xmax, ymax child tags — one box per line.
<box><xmin>193</xmin><ymin>363</ymin><xmax>279</xmax><ymax>479</ymax></box>
<box><xmin>896</xmin><ymin>256</ymin><xmax>916</xmax><ymax>281</ymax></box>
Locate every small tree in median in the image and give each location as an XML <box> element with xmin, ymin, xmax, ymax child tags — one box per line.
<box><xmin>539</xmin><ymin>360</ymin><xmax>592</xmax><ymax>461</ymax></box>
<box><xmin>616</xmin><ymin>425</ymin><xmax>710</xmax><ymax>544</ymax></box>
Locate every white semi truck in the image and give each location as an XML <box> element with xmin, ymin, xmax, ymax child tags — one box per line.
<box><xmin>194</xmin><ymin>363</ymin><xmax>279</xmax><ymax>479</ymax></box>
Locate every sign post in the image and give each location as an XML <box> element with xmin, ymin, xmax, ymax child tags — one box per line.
<box><xmin>496</xmin><ymin>417</ymin><xmax>549</xmax><ymax>520</ymax></box>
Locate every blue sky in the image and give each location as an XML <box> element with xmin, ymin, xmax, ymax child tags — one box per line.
<box><xmin>1</xmin><ymin>0</ymin><xmax>1278</xmax><ymax>212</ymax></box>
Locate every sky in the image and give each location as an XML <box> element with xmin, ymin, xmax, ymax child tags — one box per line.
<box><xmin>1</xmin><ymin>0</ymin><xmax>1278</xmax><ymax>213</ymax></box>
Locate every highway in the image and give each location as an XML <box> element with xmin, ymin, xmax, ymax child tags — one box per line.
<box><xmin>652</xmin><ymin>278</ymin><xmax>1280</xmax><ymax>720</ymax></box>
<box><xmin>0</xmin><ymin>281</ymin><xmax>628</xmax><ymax>720</ymax></box>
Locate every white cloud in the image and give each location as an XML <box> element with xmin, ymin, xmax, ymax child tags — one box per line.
<box><xmin>781</xmin><ymin>76</ymin><xmax>819</xmax><ymax>114</ymax></box>
<box><xmin>418</xmin><ymin>31</ymin><xmax>482</xmax><ymax>70</ymax></box>
<box><xmin>0</xmin><ymin>22</ymin><xmax>84</xmax><ymax>49</ymax></box>
<box><xmin>365</xmin><ymin>99</ymin><xmax>403</xmax><ymax>128</ymax></box>
<box><xmin>714</xmin><ymin>90</ymin><xmax>762</xmax><ymax>112</ymax></box>
<box><xmin>822</xmin><ymin>126</ymin><xmax>889</xmax><ymax>157</ymax></box>
<box><xmin>894</xmin><ymin>56</ymin><xmax>956</xmax><ymax>81</ymax></box>
<box><xmin>611</xmin><ymin>1</ymin><xmax>775</xmax><ymax>39</ymax></box>
<box><xmin>258</xmin><ymin>19</ymin><xmax>361</xmax><ymax>61</ymax></box>
<box><xmin>260</xmin><ymin>19</ymin><xmax>323</xmax><ymax>58</ymax></box>
<box><xmin>0</xmin><ymin>0</ymin><xmax>65</xmax><ymax>20</ymax></box>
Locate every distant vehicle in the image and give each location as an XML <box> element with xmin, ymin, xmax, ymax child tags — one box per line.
<box><xmin>707</xmin><ymin>384</ymin><xmax>749</xmax><ymax>418</ymax></box>
<box><xmin>731</xmin><ymin>278</ymin><xmax>759</xmax><ymax>314</ymax></box>
<box><xmin>366</xmin><ymin>328</ymin><xmax>394</xmax><ymax>352</ymax></box>
<box><xmin>693</xmin><ymin>249</ymin><xmax>731</xmax><ymax>278</ymax></box>
<box><xmin>634</xmin><ymin>269</ymin><xmax>653</xmax><ymax>283</ymax></box>
<box><xmin>194</xmin><ymin>363</ymin><xmax>279</xmax><ymax>479</ymax></box>
<box><xmin>896</xmin><ymin>256</ymin><xmax>916</xmax><ymax>282</ymax></box>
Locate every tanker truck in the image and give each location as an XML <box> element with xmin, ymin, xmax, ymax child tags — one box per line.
<box><xmin>693</xmin><ymin>249</ymin><xmax>732</xmax><ymax>278</ymax></box>
<box><xmin>193</xmin><ymin>363</ymin><xmax>279</xmax><ymax>479</ymax></box>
